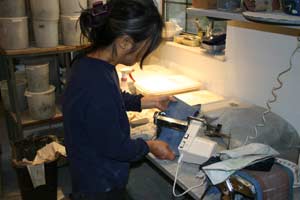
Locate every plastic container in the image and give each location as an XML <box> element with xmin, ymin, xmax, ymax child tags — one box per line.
<box><xmin>33</xmin><ymin>19</ymin><xmax>59</xmax><ymax>48</ymax></box>
<box><xmin>61</xmin><ymin>15</ymin><xmax>81</xmax><ymax>46</ymax></box>
<box><xmin>0</xmin><ymin>17</ymin><xmax>29</xmax><ymax>50</ymax></box>
<box><xmin>282</xmin><ymin>0</ymin><xmax>300</xmax><ymax>16</ymax></box>
<box><xmin>0</xmin><ymin>0</ymin><xmax>26</xmax><ymax>17</ymax></box>
<box><xmin>25</xmin><ymin>85</ymin><xmax>56</xmax><ymax>120</ymax></box>
<box><xmin>60</xmin><ymin>0</ymin><xmax>87</xmax><ymax>16</ymax></box>
<box><xmin>25</xmin><ymin>63</ymin><xmax>50</xmax><ymax>92</ymax></box>
<box><xmin>12</xmin><ymin>135</ymin><xmax>59</xmax><ymax>200</ymax></box>
<box><xmin>0</xmin><ymin>79</ymin><xmax>27</xmax><ymax>112</ymax></box>
<box><xmin>217</xmin><ymin>0</ymin><xmax>241</xmax><ymax>12</ymax></box>
<box><xmin>30</xmin><ymin>0</ymin><xmax>59</xmax><ymax>20</ymax></box>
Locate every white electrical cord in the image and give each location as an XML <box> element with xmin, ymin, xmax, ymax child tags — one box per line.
<box><xmin>172</xmin><ymin>155</ymin><xmax>206</xmax><ymax>198</ymax></box>
<box><xmin>244</xmin><ymin>45</ymin><xmax>300</xmax><ymax>145</ymax></box>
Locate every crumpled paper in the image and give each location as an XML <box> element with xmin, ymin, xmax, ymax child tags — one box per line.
<box><xmin>13</xmin><ymin>142</ymin><xmax>66</xmax><ymax>188</ymax></box>
<box><xmin>21</xmin><ymin>142</ymin><xmax>66</xmax><ymax>165</ymax></box>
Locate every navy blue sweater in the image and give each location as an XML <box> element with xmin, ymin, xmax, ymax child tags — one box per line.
<box><xmin>63</xmin><ymin>56</ymin><xmax>149</xmax><ymax>193</ymax></box>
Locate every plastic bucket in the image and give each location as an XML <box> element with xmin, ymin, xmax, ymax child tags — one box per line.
<box><xmin>0</xmin><ymin>17</ymin><xmax>29</xmax><ymax>50</ymax></box>
<box><xmin>33</xmin><ymin>19</ymin><xmax>59</xmax><ymax>48</ymax></box>
<box><xmin>60</xmin><ymin>0</ymin><xmax>87</xmax><ymax>16</ymax></box>
<box><xmin>0</xmin><ymin>79</ymin><xmax>27</xmax><ymax>112</ymax></box>
<box><xmin>0</xmin><ymin>0</ymin><xmax>26</xmax><ymax>17</ymax></box>
<box><xmin>25</xmin><ymin>63</ymin><xmax>49</xmax><ymax>92</ymax></box>
<box><xmin>25</xmin><ymin>85</ymin><xmax>56</xmax><ymax>120</ymax></box>
<box><xmin>60</xmin><ymin>15</ymin><xmax>81</xmax><ymax>46</ymax></box>
<box><xmin>30</xmin><ymin>0</ymin><xmax>59</xmax><ymax>20</ymax></box>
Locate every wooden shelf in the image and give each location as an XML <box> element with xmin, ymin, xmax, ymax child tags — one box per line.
<box><xmin>1</xmin><ymin>44</ymin><xmax>90</xmax><ymax>56</ymax></box>
<box><xmin>10</xmin><ymin>106</ymin><xmax>63</xmax><ymax>128</ymax></box>
<box><xmin>166</xmin><ymin>42</ymin><xmax>226</xmax><ymax>62</ymax></box>
<box><xmin>187</xmin><ymin>7</ymin><xmax>246</xmax><ymax>21</ymax></box>
<box><xmin>187</xmin><ymin>8</ymin><xmax>300</xmax><ymax>30</ymax></box>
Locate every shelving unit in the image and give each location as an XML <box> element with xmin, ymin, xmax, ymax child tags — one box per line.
<box><xmin>166</xmin><ymin>41</ymin><xmax>226</xmax><ymax>62</ymax></box>
<box><xmin>3</xmin><ymin>45</ymin><xmax>88</xmax><ymax>56</ymax></box>
<box><xmin>187</xmin><ymin>7</ymin><xmax>246</xmax><ymax>21</ymax></box>
<box><xmin>9</xmin><ymin>106</ymin><xmax>62</xmax><ymax>128</ymax></box>
<box><xmin>187</xmin><ymin>8</ymin><xmax>300</xmax><ymax>31</ymax></box>
<box><xmin>0</xmin><ymin>45</ymin><xmax>88</xmax><ymax>143</ymax></box>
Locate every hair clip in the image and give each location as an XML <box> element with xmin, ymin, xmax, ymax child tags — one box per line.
<box><xmin>92</xmin><ymin>1</ymin><xmax>110</xmax><ymax>16</ymax></box>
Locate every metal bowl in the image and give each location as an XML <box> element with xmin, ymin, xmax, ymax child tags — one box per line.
<box><xmin>201</xmin><ymin>43</ymin><xmax>225</xmax><ymax>54</ymax></box>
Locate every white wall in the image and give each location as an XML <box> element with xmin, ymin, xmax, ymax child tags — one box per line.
<box><xmin>149</xmin><ymin>25</ymin><xmax>300</xmax><ymax>134</ymax></box>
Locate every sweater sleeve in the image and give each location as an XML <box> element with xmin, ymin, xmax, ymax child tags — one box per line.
<box><xmin>121</xmin><ymin>91</ymin><xmax>143</xmax><ymax>112</ymax></box>
<box><xmin>85</xmin><ymin>90</ymin><xmax>149</xmax><ymax>162</ymax></box>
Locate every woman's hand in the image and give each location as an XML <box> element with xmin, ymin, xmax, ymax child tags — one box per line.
<box><xmin>141</xmin><ymin>96</ymin><xmax>176</xmax><ymax>111</ymax></box>
<box><xmin>146</xmin><ymin>140</ymin><xmax>175</xmax><ymax>160</ymax></box>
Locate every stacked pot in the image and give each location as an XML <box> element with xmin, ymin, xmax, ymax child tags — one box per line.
<box><xmin>60</xmin><ymin>0</ymin><xmax>87</xmax><ymax>46</ymax></box>
<box><xmin>25</xmin><ymin>63</ymin><xmax>56</xmax><ymax>120</ymax></box>
<box><xmin>0</xmin><ymin>0</ymin><xmax>29</xmax><ymax>49</ymax></box>
<box><xmin>30</xmin><ymin>0</ymin><xmax>60</xmax><ymax>47</ymax></box>
<box><xmin>0</xmin><ymin>78</ymin><xmax>27</xmax><ymax>113</ymax></box>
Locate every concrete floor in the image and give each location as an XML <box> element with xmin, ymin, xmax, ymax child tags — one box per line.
<box><xmin>0</xmin><ymin>103</ymin><xmax>190</xmax><ymax>200</ymax></box>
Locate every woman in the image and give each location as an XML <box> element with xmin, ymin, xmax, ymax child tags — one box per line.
<box><xmin>63</xmin><ymin>0</ymin><xmax>175</xmax><ymax>199</ymax></box>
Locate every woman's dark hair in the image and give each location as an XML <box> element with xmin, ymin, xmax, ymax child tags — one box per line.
<box><xmin>79</xmin><ymin>0</ymin><xmax>163</xmax><ymax>68</ymax></box>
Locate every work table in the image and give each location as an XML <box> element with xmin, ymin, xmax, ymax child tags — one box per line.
<box><xmin>146</xmin><ymin>153</ymin><xmax>300</xmax><ymax>200</ymax></box>
<box><xmin>146</xmin><ymin>154</ymin><xmax>208</xmax><ymax>199</ymax></box>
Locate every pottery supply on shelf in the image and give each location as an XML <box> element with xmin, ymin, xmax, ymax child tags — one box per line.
<box><xmin>243</xmin><ymin>0</ymin><xmax>272</xmax><ymax>12</ymax></box>
<box><xmin>282</xmin><ymin>0</ymin><xmax>300</xmax><ymax>16</ymax></box>
<box><xmin>0</xmin><ymin>17</ymin><xmax>29</xmax><ymax>50</ymax></box>
<box><xmin>162</xmin><ymin>21</ymin><xmax>183</xmax><ymax>41</ymax></box>
<box><xmin>192</xmin><ymin>0</ymin><xmax>217</xmax><ymax>9</ymax></box>
<box><xmin>25</xmin><ymin>85</ymin><xmax>56</xmax><ymax>120</ymax></box>
<box><xmin>60</xmin><ymin>0</ymin><xmax>87</xmax><ymax>16</ymax></box>
<box><xmin>174</xmin><ymin>34</ymin><xmax>201</xmax><ymax>47</ymax></box>
<box><xmin>0</xmin><ymin>79</ymin><xmax>28</xmax><ymax>113</ymax></box>
<box><xmin>0</xmin><ymin>0</ymin><xmax>26</xmax><ymax>17</ymax></box>
<box><xmin>25</xmin><ymin>63</ymin><xmax>50</xmax><ymax>92</ymax></box>
<box><xmin>217</xmin><ymin>0</ymin><xmax>242</xmax><ymax>12</ymax></box>
<box><xmin>33</xmin><ymin>19</ymin><xmax>59</xmax><ymax>48</ymax></box>
<box><xmin>61</xmin><ymin>15</ymin><xmax>81</xmax><ymax>46</ymax></box>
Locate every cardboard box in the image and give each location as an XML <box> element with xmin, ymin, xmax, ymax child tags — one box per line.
<box><xmin>192</xmin><ymin>0</ymin><xmax>217</xmax><ymax>9</ymax></box>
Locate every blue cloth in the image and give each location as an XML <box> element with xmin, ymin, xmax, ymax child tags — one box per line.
<box><xmin>235</xmin><ymin>164</ymin><xmax>294</xmax><ymax>200</ymax></box>
<box><xmin>63</xmin><ymin>56</ymin><xmax>149</xmax><ymax>193</ymax></box>
<box><xmin>157</xmin><ymin>98</ymin><xmax>200</xmax><ymax>155</ymax></box>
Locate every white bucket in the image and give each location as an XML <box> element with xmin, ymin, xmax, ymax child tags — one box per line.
<box><xmin>30</xmin><ymin>0</ymin><xmax>59</xmax><ymax>20</ymax></box>
<box><xmin>60</xmin><ymin>0</ymin><xmax>87</xmax><ymax>16</ymax></box>
<box><xmin>33</xmin><ymin>19</ymin><xmax>59</xmax><ymax>48</ymax></box>
<box><xmin>0</xmin><ymin>79</ymin><xmax>27</xmax><ymax>112</ymax></box>
<box><xmin>0</xmin><ymin>17</ymin><xmax>29</xmax><ymax>50</ymax></box>
<box><xmin>25</xmin><ymin>63</ymin><xmax>50</xmax><ymax>92</ymax></box>
<box><xmin>25</xmin><ymin>85</ymin><xmax>56</xmax><ymax>120</ymax></box>
<box><xmin>0</xmin><ymin>0</ymin><xmax>26</xmax><ymax>17</ymax></box>
<box><xmin>61</xmin><ymin>15</ymin><xmax>81</xmax><ymax>46</ymax></box>
<box><xmin>88</xmin><ymin>0</ymin><xmax>106</xmax><ymax>8</ymax></box>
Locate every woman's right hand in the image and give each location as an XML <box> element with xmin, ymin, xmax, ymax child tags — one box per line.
<box><xmin>146</xmin><ymin>140</ymin><xmax>175</xmax><ymax>160</ymax></box>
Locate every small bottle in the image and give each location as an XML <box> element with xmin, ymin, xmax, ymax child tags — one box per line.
<box><xmin>120</xmin><ymin>67</ymin><xmax>135</xmax><ymax>93</ymax></box>
<box><xmin>120</xmin><ymin>71</ymin><xmax>129</xmax><ymax>92</ymax></box>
